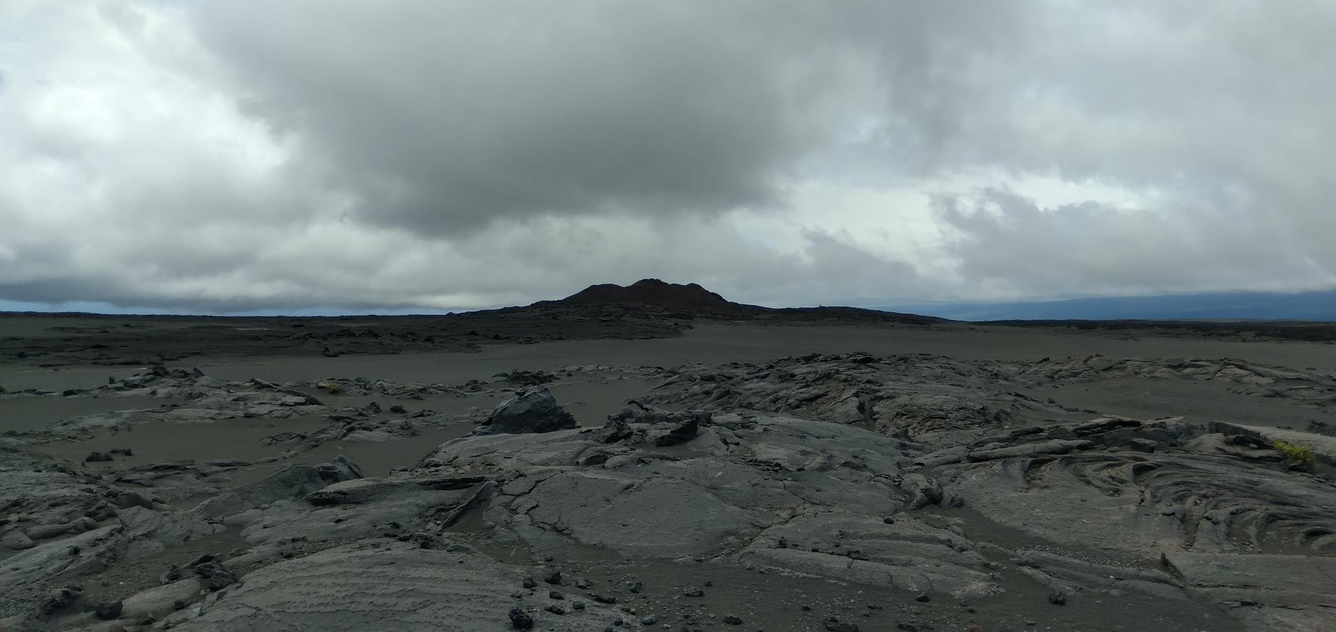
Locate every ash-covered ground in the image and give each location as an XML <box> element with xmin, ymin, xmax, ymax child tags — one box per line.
<box><xmin>3</xmin><ymin>292</ymin><xmax>1335</xmax><ymax>631</ymax></box>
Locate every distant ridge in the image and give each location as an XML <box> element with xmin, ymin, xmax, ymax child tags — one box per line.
<box><xmin>537</xmin><ymin>279</ymin><xmax>946</xmax><ymax>325</ymax></box>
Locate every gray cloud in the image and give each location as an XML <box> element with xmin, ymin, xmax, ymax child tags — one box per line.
<box><xmin>190</xmin><ymin>1</ymin><xmax>852</xmax><ymax>232</ymax></box>
<box><xmin>187</xmin><ymin>1</ymin><xmax>1039</xmax><ymax>234</ymax></box>
<box><xmin>940</xmin><ymin>189</ymin><xmax>1335</xmax><ymax>299</ymax></box>
<box><xmin>1</xmin><ymin>1</ymin><xmax>1334</xmax><ymax>312</ymax></box>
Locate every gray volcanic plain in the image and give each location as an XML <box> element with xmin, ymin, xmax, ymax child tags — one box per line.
<box><xmin>2</xmin><ymin>280</ymin><xmax>1335</xmax><ymax>632</ymax></box>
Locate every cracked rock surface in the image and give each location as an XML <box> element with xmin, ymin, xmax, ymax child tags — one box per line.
<box><xmin>3</xmin><ymin>322</ymin><xmax>1335</xmax><ymax>631</ymax></box>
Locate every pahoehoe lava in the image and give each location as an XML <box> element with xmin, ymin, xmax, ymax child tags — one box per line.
<box><xmin>3</xmin><ymin>281</ymin><xmax>1335</xmax><ymax>631</ymax></box>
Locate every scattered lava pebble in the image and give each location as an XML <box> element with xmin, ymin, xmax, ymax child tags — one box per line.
<box><xmin>507</xmin><ymin>607</ymin><xmax>534</xmax><ymax>629</ymax></box>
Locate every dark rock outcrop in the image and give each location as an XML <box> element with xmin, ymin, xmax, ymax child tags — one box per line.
<box><xmin>652</xmin><ymin>413</ymin><xmax>703</xmax><ymax>447</ymax></box>
<box><xmin>474</xmin><ymin>388</ymin><xmax>577</xmax><ymax>435</ymax></box>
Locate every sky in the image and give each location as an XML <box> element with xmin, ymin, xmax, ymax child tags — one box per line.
<box><xmin>2</xmin><ymin>1</ymin><xmax>1334</xmax><ymax>314</ymax></box>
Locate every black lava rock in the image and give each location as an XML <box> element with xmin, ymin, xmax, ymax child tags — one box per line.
<box><xmin>508</xmin><ymin>607</ymin><xmax>534</xmax><ymax>629</ymax></box>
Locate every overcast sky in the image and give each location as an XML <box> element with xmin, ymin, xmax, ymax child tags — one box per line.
<box><xmin>2</xmin><ymin>1</ymin><xmax>1334</xmax><ymax>313</ymax></box>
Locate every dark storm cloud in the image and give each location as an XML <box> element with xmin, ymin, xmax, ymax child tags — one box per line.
<box><xmin>191</xmin><ymin>2</ymin><xmax>819</xmax><ymax>231</ymax></box>
<box><xmin>188</xmin><ymin>0</ymin><xmax>1023</xmax><ymax>233</ymax></box>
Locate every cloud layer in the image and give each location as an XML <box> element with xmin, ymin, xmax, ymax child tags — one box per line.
<box><xmin>2</xmin><ymin>1</ymin><xmax>1333</xmax><ymax>312</ymax></box>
